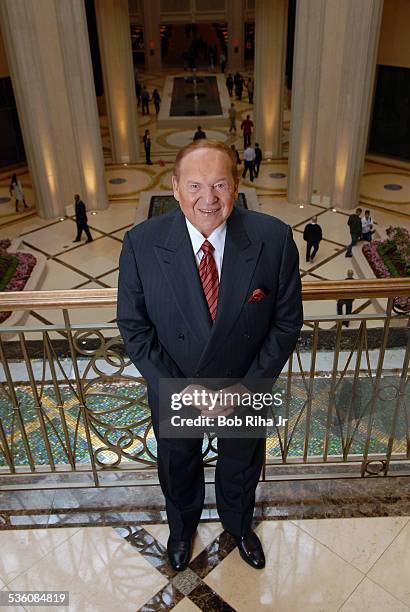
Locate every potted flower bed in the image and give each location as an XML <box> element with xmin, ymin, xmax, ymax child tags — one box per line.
<box><xmin>362</xmin><ymin>226</ymin><xmax>410</xmax><ymax>313</ymax></box>
<box><xmin>0</xmin><ymin>240</ymin><xmax>37</xmax><ymax>323</ymax></box>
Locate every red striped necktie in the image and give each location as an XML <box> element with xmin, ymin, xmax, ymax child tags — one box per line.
<box><xmin>198</xmin><ymin>240</ymin><xmax>219</xmax><ymax>322</ymax></box>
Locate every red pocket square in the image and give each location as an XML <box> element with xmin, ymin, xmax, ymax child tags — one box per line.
<box><xmin>247</xmin><ymin>288</ymin><xmax>267</xmax><ymax>303</ymax></box>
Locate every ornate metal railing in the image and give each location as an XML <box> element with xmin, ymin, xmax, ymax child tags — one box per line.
<box><xmin>0</xmin><ymin>278</ymin><xmax>408</xmax><ymax>489</ymax></box>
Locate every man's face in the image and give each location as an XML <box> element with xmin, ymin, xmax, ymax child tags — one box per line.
<box><xmin>172</xmin><ymin>148</ymin><xmax>238</xmax><ymax>237</ymax></box>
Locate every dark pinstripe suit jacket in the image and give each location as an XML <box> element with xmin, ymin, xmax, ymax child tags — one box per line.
<box><xmin>117</xmin><ymin>206</ymin><xmax>303</xmax><ymax>406</ymax></box>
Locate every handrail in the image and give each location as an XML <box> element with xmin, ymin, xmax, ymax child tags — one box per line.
<box><xmin>0</xmin><ymin>278</ymin><xmax>408</xmax><ymax>310</ymax></box>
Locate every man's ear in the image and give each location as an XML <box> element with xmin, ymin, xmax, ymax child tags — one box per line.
<box><xmin>171</xmin><ymin>175</ymin><xmax>179</xmax><ymax>202</ymax></box>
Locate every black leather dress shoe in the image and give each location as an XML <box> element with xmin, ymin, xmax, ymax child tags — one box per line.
<box><xmin>167</xmin><ymin>537</ymin><xmax>192</xmax><ymax>572</ymax></box>
<box><xmin>234</xmin><ymin>530</ymin><xmax>265</xmax><ymax>569</ymax></box>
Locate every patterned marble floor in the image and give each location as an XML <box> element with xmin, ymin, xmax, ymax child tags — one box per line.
<box><xmin>0</xmin><ymin>516</ymin><xmax>409</xmax><ymax>610</ymax></box>
<box><xmin>1</xmin><ymin>374</ymin><xmax>407</xmax><ymax>470</ymax></box>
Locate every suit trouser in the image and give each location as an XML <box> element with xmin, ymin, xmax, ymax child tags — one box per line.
<box><xmin>337</xmin><ymin>299</ymin><xmax>353</xmax><ymax>316</ymax></box>
<box><xmin>346</xmin><ymin>233</ymin><xmax>360</xmax><ymax>255</ymax></box>
<box><xmin>306</xmin><ymin>242</ymin><xmax>319</xmax><ymax>261</ymax></box>
<box><xmin>144</xmin><ymin>146</ymin><xmax>152</xmax><ymax>164</ymax></box>
<box><xmin>242</xmin><ymin>160</ymin><xmax>254</xmax><ymax>181</ymax></box>
<box><xmin>75</xmin><ymin>222</ymin><xmax>92</xmax><ymax>241</ymax></box>
<box><xmin>152</xmin><ymin>419</ymin><xmax>265</xmax><ymax>539</ymax></box>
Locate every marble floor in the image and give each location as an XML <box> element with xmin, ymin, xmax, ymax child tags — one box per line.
<box><xmin>0</xmin><ymin>516</ymin><xmax>409</xmax><ymax>611</ymax></box>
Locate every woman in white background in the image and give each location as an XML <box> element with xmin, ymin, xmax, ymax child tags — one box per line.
<box><xmin>9</xmin><ymin>174</ymin><xmax>29</xmax><ymax>213</ymax></box>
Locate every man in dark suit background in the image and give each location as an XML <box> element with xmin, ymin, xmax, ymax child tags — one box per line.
<box><xmin>73</xmin><ymin>194</ymin><xmax>93</xmax><ymax>243</ymax></box>
<box><xmin>117</xmin><ymin>141</ymin><xmax>303</xmax><ymax>572</ymax></box>
<box><xmin>193</xmin><ymin>126</ymin><xmax>206</xmax><ymax>141</ymax></box>
<box><xmin>303</xmin><ymin>215</ymin><xmax>323</xmax><ymax>263</ymax></box>
<box><xmin>254</xmin><ymin>142</ymin><xmax>263</xmax><ymax>178</ymax></box>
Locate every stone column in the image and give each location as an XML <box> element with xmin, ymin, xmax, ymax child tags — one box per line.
<box><xmin>254</xmin><ymin>0</ymin><xmax>288</xmax><ymax>159</ymax></box>
<box><xmin>95</xmin><ymin>0</ymin><xmax>139</xmax><ymax>164</ymax></box>
<box><xmin>226</xmin><ymin>0</ymin><xmax>245</xmax><ymax>72</ymax></box>
<box><xmin>0</xmin><ymin>0</ymin><xmax>108</xmax><ymax>219</ymax></box>
<box><xmin>141</xmin><ymin>0</ymin><xmax>161</xmax><ymax>72</ymax></box>
<box><xmin>288</xmin><ymin>0</ymin><xmax>384</xmax><ymax>209</ymax></box>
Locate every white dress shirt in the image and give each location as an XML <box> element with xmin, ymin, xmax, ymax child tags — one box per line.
<box><xmin>185</xmin><ymin>217</ymin><xmax>227</xmax><ymax>279</ymax></box>
<box><xmin>362</xmin><ymin>216</ymin><xmax>373</xmax><ymax>233</ymax></box>
<box><xmin>243</xmin><ymin>147</ymin><xmax>256</xmax><ymax>162</ymax></box>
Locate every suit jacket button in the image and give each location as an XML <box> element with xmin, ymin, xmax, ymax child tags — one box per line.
<box><xmin>178</xmin><ymin>333</ymin><xmax>184</xmax><ymax>340</ymax></box>
<box><xmin>243</xmin><ymin>333</ymin><xmax>250</xmax><ymax>339</ymax></box>
<box><xmin>195</xmin><ymin>372</ymin><xmax>200</xmax><ymax>377</ymax></box>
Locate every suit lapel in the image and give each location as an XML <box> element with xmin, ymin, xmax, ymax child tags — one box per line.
<box><xmin>154</xmin><ymin>209</ymin><xmax>212</xmax><ymax>344</ymax></box>
<box><xmin>197</xmin><ymin>207</ymin><xmax>262</xmax><ymax>370</ymax></box>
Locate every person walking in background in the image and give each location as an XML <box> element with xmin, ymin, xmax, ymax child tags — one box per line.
<box><xmin>73</xmin><ymin>194</ymin><xmax>93</xmax><ymax>243</ymax></box>
<box><xmin>303</xmin><ymin>215</ymin><xmax>323</xmax><ymax>263</ymax></box>
<box><xmin>230</xmin><ymin>143</ymin><xmax>241</xmax><ymax>167</ymax></box>
<box><xmin>141</xmin><ymin>85</ymin><xmax>150</xmax><ymax>115</ymax></box>
<box><xmin>219</xmin><ymin>52</ymin><xmax>226</xmax><ymax>74</ymax></box>
<box><xmin>143</xmin><ymin>129</ymin><xmax>153</xmax><ymax>165</ymax></box>
<box><xmin>228</xmin><ymin>103</ymin><xmax>237</xmax><ymax>133</ymax></box>
<box><xmin>241</xmin><ymin>114</ymin><xmax>253</xmax><ymax>149</ymax></box>
<box><xmin>135</xmin><ymin>78</ymin><xmax>142</xmax><ymax>107</ymax></box>
<box><xmin>235</xmin><ymin>74</ymin><xmax>243</xmax><ymax>100</ymax></box>
<box><xmin>242</xmin><ymin>145</ymin><xmax>255</xmax><ymax>182</ymax></box>
<box><xmin>208</xmin><ymin>46</ymin><xmax>215</xmax><ymax>70</ymax></box>
<box><xmin>246</xmin><ymin>77</ymin><xmax>254</xmax><ymax>104</ymax></box>
<box><xmin>337</xmin><ymin>269</ymin><xmax>355</xmax><ymax>327</ymax></box>
<box><xmin>345</xmin><ymin>207</ymin><xmax>362</xmax><ymax>257</ymax></box>
<box><xmin>226</xmin><ymin>73</ymin><xmax>234</xmax><ymax>97</ymax></box>
<box><xmin>152</xmin><ymin>89</ymin><xmax>161</xmax><ymax>115</ymax></box>
<box><xmin>254</xmin><ymin>143</ymin><xmax>262</xmax><ymax>178</ymax></box>
<box><xmin>9</xmin><ymin>174</ymin><xmax>28</xmax><ymax>213</ymax></box>
<box><xmin>361</xmin><ymin>209</ymin><xmax>374</xmax><ymax>241</ymax></box>
<box><xmin>193</xmin><ymin>126</ymin><xmax>206</xmax><ymax>140</ymax></box>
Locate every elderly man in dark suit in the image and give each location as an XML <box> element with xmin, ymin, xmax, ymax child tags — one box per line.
<box><xmin>117</xmin><ymin>141</ymin><xmax>303</xmax><ymax>572</ymax></box>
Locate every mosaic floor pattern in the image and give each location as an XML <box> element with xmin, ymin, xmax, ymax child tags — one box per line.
<box><xmin>0</xmin><ymin>376</ymin><xmax>407</xmax><ymax>471</ymax></box>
